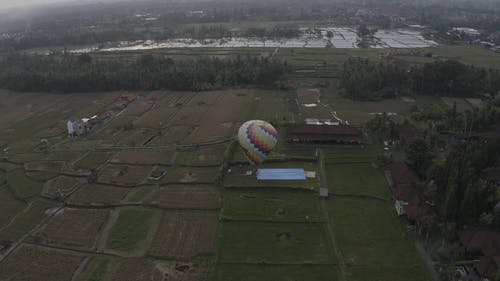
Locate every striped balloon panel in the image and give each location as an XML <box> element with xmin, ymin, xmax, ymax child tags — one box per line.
<box><xmin>237</xmin><ymin>120</ymin><xmax>278</xmax><ymax>166</ymax></box>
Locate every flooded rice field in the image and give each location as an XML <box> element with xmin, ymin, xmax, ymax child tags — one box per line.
<box><xmin>70</xmin><ymin>27</ymin><xmax>437</xmax><ymax>53</ymax></box>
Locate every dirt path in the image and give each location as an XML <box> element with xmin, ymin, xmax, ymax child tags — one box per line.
<box><xmin>318</xmin><ymin>148</ymin><xmax>346</xmax><ymax>281</ymax></box>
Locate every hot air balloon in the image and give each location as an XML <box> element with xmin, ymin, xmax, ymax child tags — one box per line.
<box><xmin>237</xmin><ymin>120</ymin><xmax>278</xmax><ymax>166</ymax></box>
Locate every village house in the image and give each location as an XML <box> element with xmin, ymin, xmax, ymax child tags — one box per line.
<box><xmin>67</xmin><ymin>118</ymin><xmax>89</xmax><ymax>136</ymax></box>
<box><xmin>459</xmin><ymin>228</ymin><xmax>500</xmax><ymax>279</ymax></box>
<box><xmin>114</xmin><ymin>92</ymin><xmax>137</xmax><ymax>110</ymax></box>
<box><xmin>386</xmin><ymin>162</ymin><xmax>435</xmax><ymax>225</ymax></box>
<box><xmin>286</xmin><ymin>125</ymin><xmax>363</xmax><ymax>144</ymax></box>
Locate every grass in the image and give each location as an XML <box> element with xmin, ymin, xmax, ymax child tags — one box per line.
<box><xmin>217</xmin><ymin>221</ymin><xmax>335</xmax><ymax>264</ymax></box>
<box><xmin>323</xmin><ymin>92</ymin><xmax>412</xmax><ymax>125</ymax></box>
<box><xmin>221</xmin><ymin>188</ymin><xmax>323</xmax><ymax>222</ymax></box>
<box><xmin>323</xmin><ymin>146</ymin><xmax>380</xmax><ymax>164</ymax></box>
<box><xmin>214</xmin><ymin>264</ymin><xmax>339</xmax><ymax>281</ymax></box>
<box><xmin>328</xmin><ymin>198</ymin><xmax>431</xmax><ymax>281</ymax></box>
<box><xmin>106</xmin><ymin>208</ymin><xmax>158</xmax><ymax>252</ymax></box>
<box><xmin>0</xmin><ymin>199</ymin><xmax>57</xmax><ymax>241</ymax></box>
<box><xmin>325</xmin><ymin>163</ymin><xmax>391</xmax><ymax>199</ymax></box>
<box><xmin>75</xmin><ymin>257</ymin><xmax>119</xmax><ymax>281</ymax></box>
<box><xmin>429</xmin><ymin>45</ymin><xmax>500</xmax><ymax>70</ymax></box>
<box><xmin>126</xmin><ymin>187</ymin><xmax>154</xmax><ymax>203</ymax></box>
<box><xmin>74</xmin><ymin>152</ymin><xmax>112</xmax><ymax>170</ymax></box>
<box><xmin>0</xmin><ymin>185</ymin><xmax>27</xmax><ymax>229</ymax></box>
<box><xmin>2</xmin><ymin>169</ymin><xmax>44</xmax><ymax>199</ymax></box>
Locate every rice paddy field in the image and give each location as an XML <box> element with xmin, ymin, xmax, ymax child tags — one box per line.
<box><xmin>2</xmin><ymin>44</ymin><xmax>498</xmax><ymax>280</ymax></box>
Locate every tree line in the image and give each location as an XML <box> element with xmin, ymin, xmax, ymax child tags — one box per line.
<box><xmin>340</xmin><ymin>57</ymin><xmax>500</xmax><ymax>100</ymax></box>
<box><xmin>0</xmin><ymin>53</ymin><xmax>289</xmax><ymax>92</ymax></box>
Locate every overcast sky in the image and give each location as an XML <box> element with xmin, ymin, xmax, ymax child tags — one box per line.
<box><xmin>1</xmin><ymin>0</ymin><xmax>77</xmax><ymax>9</ymax></box>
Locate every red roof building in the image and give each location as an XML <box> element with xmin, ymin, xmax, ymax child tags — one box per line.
<box><xmin>459</xmin><ymin>229</ymin><xmax>500</xmax><ymax>278</ymax></box>
<box><xmin>387</xmin><ymin>163</ymin><xmax>435</xmax><ymax>221</ymax></box>
<box><xmin>286</xmin><ymin>125</ymin><xmax>363</xmax><ymax>144</ymax></box>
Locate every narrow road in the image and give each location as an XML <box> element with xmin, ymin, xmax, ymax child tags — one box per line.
<box><xmin>318</xmin><ymin>148</ymin><xmax>347</xmax><ymax>281</ymax></box>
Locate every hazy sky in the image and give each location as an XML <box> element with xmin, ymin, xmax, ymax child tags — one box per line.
<box><xmin>1</xmin><ymin>0</ymin><xmax>76</xmax><ymax>8</ymax></box>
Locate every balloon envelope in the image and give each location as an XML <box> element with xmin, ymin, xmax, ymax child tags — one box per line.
<box><xmin>237</xmin><ymin>120</ymin><xmax>278</xmax><ymax>166</ymax></box>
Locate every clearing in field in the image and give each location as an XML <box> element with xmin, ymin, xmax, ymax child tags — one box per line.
<box><xmin>148</xmin><ymin>185</ymin><xmax>220</xmax><ymax>209</ymax></box>
<box><xmin>35</xmin><ymin>208</ymin><xmax>108</xmax><ymax>249</ymax></box>
<box><xmin>217</xmin><ymin>221</ymin><xmax>335</xmax><ymax>264</ymax></box>
<box><xmin>149</xmin><ymin>210</ymin><xmax>218</xmax><ymax>258</ymax></box>
<box><xmin>221</xmin><ymin>188</ymin><xmax>322</xmax><ymax>222</ymax></box>
<box><xmin>0</xmin><ymin>245</ymin><xmax>86</xmax><ymax>281</ymax></box>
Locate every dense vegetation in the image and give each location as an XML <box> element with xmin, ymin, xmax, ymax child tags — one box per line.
<box><xmin>0</xmin><ymin>53</ymin><xmax>289</xmax><ymax>92</ymax></box>
<box><xmin>341</xmin><ymin>58</ymin><xmax>500</xmax><ymax>100</ymax></box>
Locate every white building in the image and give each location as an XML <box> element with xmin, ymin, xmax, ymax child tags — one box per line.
<box><xmin>67</xmin><ymin>118</ymin><xmax>89</xmax><ymax>137</ymax></box>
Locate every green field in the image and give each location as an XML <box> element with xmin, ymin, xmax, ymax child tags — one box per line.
<box><xmin>2</xmin><ymin>169</ymin><xmax>44</xmax><ymax>199</ymax></box>
<box><xmin>0</xmin><ymin>185</ymin><xmax>27</xmax><ymax>228</ymax></box>
<box><xmin>106</xmin><ymin>208</ymin><xmax>159</xmax><ymax>252</ymax></box>
<box><xmin>325</xmin><ymin>163</ymin><xmax>391</xmax><ymax>199</ymax></box>
<box><xmin>221</xmin><ymin>188</ymin><xmax>322</xmax><ymax>222</ymax></box>
<box><xmin>214</xmin><ymin>264</ymin><xmax>339</xmax><ymax>281</ymax></box>
<box><xmin>217</xmin><ymin>221</ymin><xmax>336</xmax><ymax>264</ymax></box>
<box><xmin>74</xmin><ymin>152</ymin><xmax>112</xmax><ymax>170</ymax></box>
<box><xmin>76</xmin><ymin>257</ymin><xmax>119</xmax><ymax>281</ymax></box>
<box><xmin>328</xmin><ymin>198</ymin><xmax>431</xmax><ymax>281</ymax></box>
<box><xmin>0</xmin><ymin>199</ymin><xmax>57</xmax><ymax>241</ymax></box>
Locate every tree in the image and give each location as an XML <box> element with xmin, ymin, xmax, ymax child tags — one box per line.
<box><xmin>406</xmin><ymin>138</ymin><xmax>433</xmax><ymax>176</ymax></box>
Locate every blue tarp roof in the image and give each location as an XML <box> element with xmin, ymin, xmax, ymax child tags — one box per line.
<box><xmin>257</xmin><ymin>168</ymin><xmax>307</xmax><ymax>180</ymax></box>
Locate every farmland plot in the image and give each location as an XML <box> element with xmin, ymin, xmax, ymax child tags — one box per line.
<box><xmin>149</xmin><ymin>211</ymin><xmax>218</xmax><ymax>258</ymax></box>
<box><xmin>148</xmin><ymin>185</ymin><xmax>220</xmax><ymax>209</ymax></box>
<box><xmin>0</xmin><ymin>245</ymin><xmax>86</xmax><ymax>281</ymax></box>
<box><xmin>98</xmin><ymin>164</ymin><xmax>153</xmax><ymax>186</ymax></box>
<box><xmin>166</xmin><ymin>167</ymin><xmax>220</xmax><ymax>183</ymax></box>
<box><xmin>68</xmin><ymin>184</ymin><xmax>129</xmax><ymax>205</ymax></box>
<box><xmin>35</xmin><ymin>208</ymin><xmax>109</xmax><ymax>249</ymax></box>
<box><xmin>110</xmin><ymin>149</ymin><xmax>176</xmax><ymax>165</ymax></box>
<box><xmin>217</xmin><ymin>221</ymin><xmax>335</xmax><ymax>264</ymax></box>
<box><xmin>0</xmin><ymin>185</ymin><xmax>26</xmax><ymax>228</ymax></box>
<box><xmin>0</xmin><ymin>200</ymin><xmax>58</xmax><ymax>242</ymax></box>
<box><xmin>176</xmin><ymin>145</ymin><xmax>226</xmax><ymax>166</ymax></box>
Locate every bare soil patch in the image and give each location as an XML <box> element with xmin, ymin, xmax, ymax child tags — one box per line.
<box><xmin>149</xmin><ymin>185</ymin><xmax>220</xmax><ymax>209</ymax></box>
<box><xmin>35</xmin><ymin>208</ymin><xmax>109</xmax><ymax>250</ymax></box>
<box><xmin>68</xmin><ymin>184</ymin><xmax>129</xmax><ymax>205</ymax></box>
<box><xmin>167</xmin><ymin>167</ymin><xmax>219</xmax><ymax>183</ymax></box>
<box><xmin>149</xmin><ymin>211</ymin><xmax>218</xmax><ymax>258</ymax></box>
<box><xmin>297</xmin><ymin>88</ymin><xmax>321</xmax><ymax>104</ymax></box>
<box><xmin>0</xmin><ymin>244</ymin><xmax>86</xmax><ymax>281</ymax></box>
<box><xmin>98</xmin><ymin>164</ymin><xmax>153</xmax><ymax>186</ymax></box>
<box><xmin>111</xmin><ymin>149</ymin><xmax>175</xmax><ymax>165</ymax></box>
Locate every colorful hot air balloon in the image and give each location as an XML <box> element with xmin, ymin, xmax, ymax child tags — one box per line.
<box><xmin>237</xmin><ymin>120</ymin><xmax>278</xmax><ymax>166</ymax></box>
